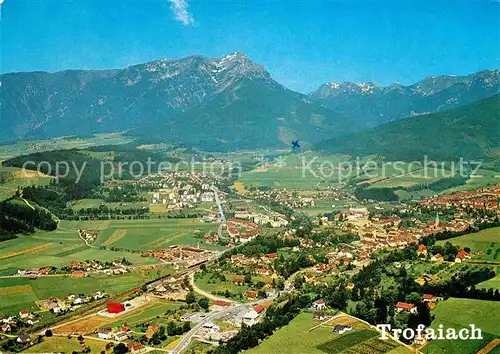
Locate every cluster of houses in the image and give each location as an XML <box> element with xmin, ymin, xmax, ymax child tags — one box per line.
<box><xmin>17</xmin><ymin>266</ymin><xmax>53</xmax><ymax>278</ymax></box>
<box><xmin>233</xmin><ymin>209</ymin><xmax>289</xmax><ymax>228</ymax></box>
<box><xmin>78</xmin><ymin>228</ymin><xmax>98</xmax><ymax>243</ymax></box>
<box><xmin>331</xmin><ymin>185</ymin><xmax>498</xmax><ymax>265</ymax></box>
<box><xmin>416</xmin><ymin>244</ymin><xmax>472</xmax><ymax>263</ymax></box>
<box><xmin>43</xmin><ymin>291</ymin><xmax>107</xmax><ymax>314</ymax></box>
<box><xmin>196</xmin><ymin>321</ymin><xmax>237</xmax><ymax>343</ymax></box>
<box><xmin>203</xmin><ymin>231</ymin><xmax>220</xmax><ymax>245</ymax></box>
<box><xmin>1</xmin><ymin>309</ymin><xmax>40</xmax><ymax>334</ymax></box>
<box><xmin>17</xmin><ymin>260</ymin><xmax>132</xmax><ymax>278</ymax></box>
<box><xmin>395</xmin><ymin>293</ymin><xmax>442</xmax><ymax>314</ymax></box>
<box><xmin>227</xmin><ymin>219</ymin><xmax>260</xmax><ymax>243</ymax></box>
<box><xmin>96</xmin><ymin>326</ymin><xmax>147</xmax><ymax>353</ymax></box>
<box><xmin>201</xmin><ymin>210</ymin><xmax>220</xmax><ymax>223</ymax></box>
<box><xmin>228</xmin><ymin>252</ymin><xmax>278</xmax><ymax>271</ymax></box>
<box><xmin>246</xmin><ymin>188</ymin><xmax>317</xmax><ymax>209</ymax></box>
<box><xmin>67</xmin><ymin>259</ymin><xmax>131</xmax><ymax>277</ymax></box>
<box><xmin>149</xmin><ymin>276</ymin><xmax>190</xmax><ymax>300</ymax></box>
<box><xmin>97</xmin><ymin>325</ymin><xmax>130</xmax><ymax>342</ymax></box>
<box><xmin>139</xmin><ymin>171</ymin><xmax>219</xmax><ymax>210</ymax></box>
<box><xmin>142</xmin><ymin>245</ymin><xmax>216</xmax><ymax>265</ymax></box>
<box><xmin>419</xmin><ymin>185</ymin><xmax>500</xmax><ymax>212</ymax></box>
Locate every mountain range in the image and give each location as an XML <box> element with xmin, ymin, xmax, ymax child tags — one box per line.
<box><xmin>0</xmin><ymin>53</ymin><xmax>348</xmax><ymax>149</ymax></box>
<box><xmin>311</xmin><ymin>70</ymin><xmax>500</xmax><ymax>128</ymax></box>
<box><xmin>1</xmin><ymin>52</ymin><xmax>499</xmax><ymax>152</ymax></box>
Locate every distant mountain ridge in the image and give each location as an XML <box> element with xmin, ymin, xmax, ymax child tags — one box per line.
<box><xmin>311</xmin><ymin>70</ymin><xmax>500</xmax><ymax>128</ymax></box>
<box><xmin>0</xmin><ymin>52</ymin><xmax>349</xmax><ymax>149</ymax></box>
<box><xmin>1</xmin><ymin>54</ymin><xmax>499</xmax><ymax>150</ymax></box>
<box><xmin>317</xmin><ymin>94</ymin><xmax>500</xmax><ymax>161</ymax></box>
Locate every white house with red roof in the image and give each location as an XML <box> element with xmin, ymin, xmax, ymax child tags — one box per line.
<box><xmin>455</xmin><ymin>249</ymin><xmax>471</xmax><ymax>263</ymax></box>
<box><xmin>422</xmin><ymin>294</ymin><xmax>434</xmax><ymax>302</ymax></box>
<box><xmin>312</xmin><ymin>299</ymin><xmax>326</xmax><ymax>310</ymax></box>
<box><xmin>18</xmin><ymin>309</ymin><xmax>30</xmax><ymax>319</ymax></box>
<box><xmin>395</xmin><ymin>302</ymin><xmax>417</xmax><ymax>314</ymax></box>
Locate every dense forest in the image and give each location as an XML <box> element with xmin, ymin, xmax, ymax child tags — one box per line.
<box><xmin>0</xmin><ymin>196</ymin><xmax>57</xmax><ymax>240</ymax></box>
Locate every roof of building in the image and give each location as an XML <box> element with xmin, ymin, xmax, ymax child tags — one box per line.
<box><xmin>127</xmin><ymin>342</ymin><xmax>145</xmax><ymax>351</ymax></box>
<box><xmin>254</xmin><ymin>305</ymin><xmax>265</xmax><ymax>314</ymax></box>
<box><xmin>396</xmin><ymin>302</ymin><xmax>415</xmax><ymax>310</ymax></box>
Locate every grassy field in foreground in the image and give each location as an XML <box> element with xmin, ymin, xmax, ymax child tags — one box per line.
<box><xmin>424</xmin><ymin>298</ymin><xmax>500</xmax><ymax>354</ymax></box>
<box><xmin>247</xmin><ymin>312</ymin><xmax>411</xmax><ymax>354</ymax></box>
<box><xmin>436</xmin><ymin>227</ymin><xmax>500</xmax><ymax>262</ymax></box>
<box><xmin>23</xmin><ymin>336</ymin><xmax>107</xmax><ymax>353</ymax></box>
<box><xmin>0</xmin><ymin>267</ymin><xmax>171</xmax><ymax>315</ymax></box>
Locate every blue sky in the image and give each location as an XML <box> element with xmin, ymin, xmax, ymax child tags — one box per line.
<box><xmin>2</xmin><ymin>0</ymin><xmax>499</xmax><ymax>93</ymax></box>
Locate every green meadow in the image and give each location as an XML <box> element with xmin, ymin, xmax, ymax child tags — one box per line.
<box><xmin>443</xmin><ymin>169</ymin><xmax>499</xmax><ymax>194</ymax></box>
<box><xmin>477</xmin><ymin>267</ymin><xmax>500</xmax><ymax>290</ymax></box>
<box><xmin>0</xmin><ymin>270</ymin><xmax>168</xmax><ymax>315</ymax></box>
<box><xmin>424</xmin><ymin>298</ymin><xmax>500</xmax><ymax>354</ymax></box>
<box><xmin>88</xmin><ymin>218</ymin><xmax>221</xmax><ymax>251</ymax></box>
<box><xmin>247</xmin><ymin>312</ymin><xmax>411</xmax><ymax>354</ymax></box>
<box><xmin>237</xmin><ymin>153</ymin><xmax>353</xmax><ymax>190</ymax></box>
<box><xmin>436</xmin><ymin>227</ymin><xmax>500</xmax><ymax>262</ymax></box>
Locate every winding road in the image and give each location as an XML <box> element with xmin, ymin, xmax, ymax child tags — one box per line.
<box><xmin>212</xmin><ymin>186</ymin><xmax>226</xmax><ymax>239</ymax></box>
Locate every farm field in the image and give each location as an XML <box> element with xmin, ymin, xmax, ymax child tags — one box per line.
<box><xmin>0</xmin><ymin>132</ymin><xmax>133</xmax><ymax>160</ymax></box>
<box><xmin>393</xmin><ymin>188</ymin><xmax>435</xmax><ymax>201</ymax></box>
<box><xmin>0</xmin><ymin>218</ymin><xmax>220</xmax><ymax>273</ymax></box>
<box><xmin>247</xmin><ymin>312</ymin><xmax>410</xmax><ymax>354</ymax></box>
<box><xmin>101</xmin><ymin>299</ymin><xmax>183</xmax><ymax>330</ymax></box>
<box><xmin>0</xmin><ymin>267</ymin><xmax>170</xmax><ymax>315</ymax></box>
<box><xmin>24</xmin><ymin>336</ymin><xmax>108</xmax><ymax>353</ymax></box>
<box><xmin>52</xmin><ymin>298</ymin><xmax>181</xmax><ymax>335</ymax></box>
<box><xmin>424</xmin><ymin>298</ymin><xmax>500</xmax><ymax>354</ymax></box>
<box><xmin>365</xmin><ymin>167</ymin><xmax>452</xmax><ymax>189</ymax></box>
<box><xmin>87</xmin><ymin>218</ymin><xmax>222</xmax><ymax>251</ymax></box>
<box><xmin>354</xmin><ymin>162</ymin><xmax>421</xmax><ymax>183</ymax></box>
<box><xmin>236</xmin><ymin>154</ymin><xmax>351</xmax><ymax>190</ymax></box>
<box><xmin>443</xmin><ymin>169</ymin><xmax>500</xmax><ymax>194</ymax></box>
<box><xmin>436</xmin><ymin>227</ymin><xmax>500</xmax><ymax>262</ymax></box>
<box><xmin>0</xmin><ymin>231</ymin><xmax>161</xmax><ymax>276</ymax></box>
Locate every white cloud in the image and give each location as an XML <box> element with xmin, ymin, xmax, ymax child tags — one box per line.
<box><xmin>168</xmin><ymin>0</ymin><xmax>194</xmax><ymax>26</ymax></box>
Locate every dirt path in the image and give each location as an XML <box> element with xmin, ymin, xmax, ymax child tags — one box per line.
<box><xmin>102</xmin><ymin>229</ymin><xmax>127</xmax><ymax>246</ymax></box>
<box><xmin>0</xmin><ymin>242</ymin><xmax>53</xmax><ymax>260</ymax></box>
<box><xmin>188</xmin><ymin>272</ymin><xmax>236</xmax><ymax>303</ymax></box>
<box><xmin>477</xmin><ymin>339</ymin><xmax>500</xmax><ymax>354</ymax></box>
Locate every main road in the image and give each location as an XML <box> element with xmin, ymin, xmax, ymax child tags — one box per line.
<box><xmin>212</xmin><ymin>186</ymin><xmax>227</xmax><ymax>239</ymax></box>
<box><xmin>170</xmin><ymin>296</ymin><xmax>275</xmax><ymax>354</ymax></box>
